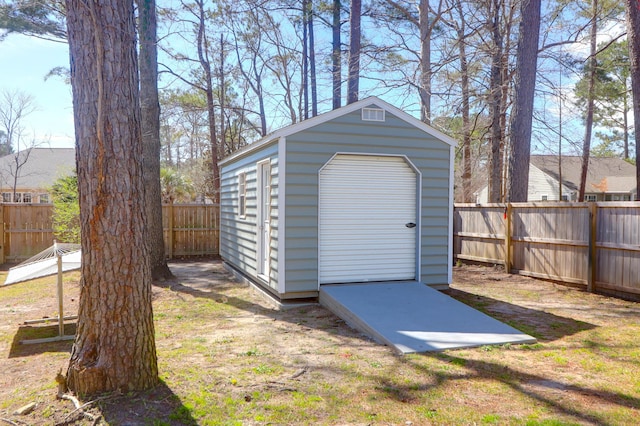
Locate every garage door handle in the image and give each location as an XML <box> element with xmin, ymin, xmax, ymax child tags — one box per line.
<box><xmin>405</xmin><ymin>222</ymin><xmax>416</xmax><ymax>228</ymax></box>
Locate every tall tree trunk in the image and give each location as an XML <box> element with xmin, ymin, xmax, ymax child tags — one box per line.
<box><xmin>309</xmin><ymin>0</ymin><xmax>318</xmax><ymax>117</ymax></box>
<box><xmin>195</xmin><ymin>0</ymin><xmax>220</xmax><ymax>202</ymax></box>
<box><xmin>579</xmin><ymin>0</ymin><xmax>598</xmax><ymax>201</ymax></box>
<box><xmin>488</xmin><ymin>0</ymin><xmax>503</xmax><ymax>203</ymax></box>
<box><xmin>455</xmin><ymin>1</ymin><xmax>472</xmax><ymax>203</ymax></box>
<box><xmin>507</xmin><ymin>0</ymin><xmax>541</xmax><ymax>202</ymax></box>
<box><xmin>138</xmin><ymin>0</ymin><xmax>172</xmax><ymax>280</ymax></box>
<box><xmin>624</xmin><ymin>0</ymin><xmax>640</xmax><ymax>193</ymax></box>
<box><xmin>332</xmin><ymin>0</ymin><xmax>341</xmax><ymax>109</ymax></box>
<box><xmin>347</xmin><ymin>0</ymin><xmax>361</xmax><ymax>104</ymax></box>
<box><xmin>64</xmin><ymin>0</ymin><xmax>158</xmax><ymax>396</ymax></box>
<box><xmin>418</xmin><ymin>0</ymin><xmax>431</xmax><ymax>124</ymax></box>
<box><xmin>302</xmin><ymin>0</ymin><xmax>309</xmax><ymax>120</ymax></box>
<box><xmin>219</xmin><ymin>34</ymin><xmax>226</xmax><ymax>154</ymax></box>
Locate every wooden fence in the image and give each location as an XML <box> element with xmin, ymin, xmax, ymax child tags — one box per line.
<box><xmin>454</xmin><ymin>203</ymin><xmax>640</xmax><ymax>299</ymax></box>
<box><xmin>0</xmin><ymin>203</ymin><xmax>219</xmax><ymax>264</ymax></box>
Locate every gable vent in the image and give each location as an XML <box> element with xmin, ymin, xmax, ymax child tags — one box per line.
<box><xmin>362</xmin><ymin>107</ymin><xmax>385</xmax><ymax>122</ymax></box>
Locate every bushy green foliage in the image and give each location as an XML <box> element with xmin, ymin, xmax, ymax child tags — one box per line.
<box><xmin>50</xmin><ymin>174</ymin><xmax>80</xmax><ymax>244</ymax></box>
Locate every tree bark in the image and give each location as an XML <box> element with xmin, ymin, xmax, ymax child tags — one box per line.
<box><xmin>195</xmin><ymin>0</ymin><xmax>220</xmax><ymax>202</ymax></box>
<box><xmin>308</xmin><ymin>0</ymin><xmax>318</xmax><ymax>117</ymax></box>
<box><xmin>579</xmin><ymin>0</ymin><xmax>598</xmax><ymax>201</ymax></box>
<box><xmin>625</xmin><ymin>0</ymin><xmax>640</xmax><ymax>192</ymax></box>
<box><xmin>507</xmin><ymin>0</ymin><xmax>541</xmax><ymax>202</ymax></box>
<box><xmin>488</xmin><ymin>0</ymin><xmax>503</xmax><ymax>203</ymax></box>
<box><xmin>454</xmin><ymin>1</ymin><xmax>473</xmax><ymax>203</ymax></box>
<box><xmin>138</xmin><ymin>0</ymin><xmax>172</xmax><ymax>280</ymax></box>
<box><xmin>64</xmin><ymin>0</ymin><xmax>158</xmax><ymax>396</ymax></box>
<box><xmin>418</xmin><ymin>0</ymin><xmax>431</xmax><ymax>124</ymax></box>
<box><xmin>302</xmin><ymin>0</ymin><xmax>309</xmax><ymax>120</ymax></box>
<box><xmin>332</xmin><ymin>0</ymin><xmax>342</xmax><ymax>109</ymax></box>
<box><xmin>347</xmin><ymin>0</ymin><xmax>361</xmax><ymax>104</ymax></box>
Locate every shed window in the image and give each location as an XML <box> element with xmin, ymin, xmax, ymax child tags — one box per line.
<box><xmin>541</xmin><ymin>195</ymin><xmax>548</xmax><ymax>201</ymax></box>
<box><xmin>362</xmin><ymin>107</ymin><xmax>385</xmax><ymax>122</ymax></box>
<box><xmin>238</xmin><ymin>172</ymin><xmax>247</xmax><ymax>217</ymax></box>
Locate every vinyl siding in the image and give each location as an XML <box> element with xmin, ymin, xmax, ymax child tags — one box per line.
<box><xmin>284</xmin><ymin>107</ymin><xmax>451</xmax><ymax>292</ymax></box>
<box><xmin>477</xmin><ymin>165</ymin><xmax>576</xmax><ymax>202</ymax></box>
<box><xmin>219</xmin><ymin>142</ymin><xmax>279</xmax><ymax>291</ymax></box>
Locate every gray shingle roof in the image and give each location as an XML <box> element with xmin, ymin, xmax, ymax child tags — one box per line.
<box><xmin>530</xmin><ymin>155</ymin><xmax>636</xmax><ymax>193</ymax></box>
<box><xmin>0</xmin><ymin>148</ymin><xmax>75</xmax><ymax>191</ymax></box>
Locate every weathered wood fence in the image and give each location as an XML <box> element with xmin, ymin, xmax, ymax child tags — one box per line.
<box><xmin>454</xmin><ymin>203</ymin><xmax>640</xmax><ymax>299</ymax></box>
<box><xmin>0</xmin><ymin>203</ymin><xmax>219</xmax><ymax>264</ymax></box>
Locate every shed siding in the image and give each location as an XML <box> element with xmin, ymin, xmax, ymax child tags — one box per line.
<box><xmin>283</xmin><ymin>107</ymin><xmax>451</xmax><ymax>293</ymax></box>
<box><xmin>220</xmin><ymin>143</ymin><xmax>280</xmax><ymax>291</ymax></box>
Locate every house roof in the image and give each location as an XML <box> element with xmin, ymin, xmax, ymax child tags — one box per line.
<box><xmin>531</xmin><ymin>155</ymin><xmax>637</xmax><ymax>194</ymax></box>
<box><xmin>0</xmin><ymin>148</ymin><xmax>76</xmax><ymax>191</ymax></box>
<box><xmin>220</xmin><ymin>96</ymin><xmax>457</xmax><ymax>166</ymax></box>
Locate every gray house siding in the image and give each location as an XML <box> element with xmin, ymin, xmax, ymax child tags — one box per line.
<box><xmin>282</xmin><ymin>107</ymin><xmax>451</xmax><ymax>294</ymax></box>
<box><xmin>219</xmin><ymin>142</ymin><xmax>280</xmax><ymax>292</ymax></box>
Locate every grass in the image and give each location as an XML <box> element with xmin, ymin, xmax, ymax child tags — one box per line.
<box><xmin>2</xmin><ymin>263</ymin><xmax>640</xmax><ymax>425</ymax></box>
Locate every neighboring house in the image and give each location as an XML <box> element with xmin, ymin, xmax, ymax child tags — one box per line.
<box><xmin>476</xmin><ymin>155</ymin><xmax>637</xmax><ymax>202</ymax></box>
<box><xmin>219</xmin><ymin>97</ymin><xmax>456</xmax><ymax>302</ymax></box>
<box><xmin>0</xmin><ymin>148</ymin><xmax>76</xmax><ymax>203</ymax></box>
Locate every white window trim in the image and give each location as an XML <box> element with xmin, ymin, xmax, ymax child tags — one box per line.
<box><xmin>361</xmin><ymin>107</ymin><xmax>385</xmax><ymax>122</ymax></box>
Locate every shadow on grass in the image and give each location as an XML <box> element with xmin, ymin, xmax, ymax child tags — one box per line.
<box><xmin>373</xmin><ymin>351</ymin><xmax>640</xmax><ymax>426</ymax></box>
<box><xmin>96</xmin><ymin>380</ymin><xmax>198</xmax><ymax>426</ymax></box>
<box><xmin>8</xmin><ymin>322</ymin><xmax>76</xmax><ymax>358</ymax></box>
<box><xmin>444</xmin><ymin>288</ymin><xmax>596</xmax><ymax>341</ymax></box>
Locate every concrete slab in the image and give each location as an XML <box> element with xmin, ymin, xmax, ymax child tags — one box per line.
<box><xmin>319</xmin><ymin>281</ymin><xmax>536</xmax><ymax>354</ymax></box>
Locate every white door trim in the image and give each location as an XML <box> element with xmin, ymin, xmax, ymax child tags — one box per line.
<box><xmin>317</xmin><ymin>153</ymin><xmax>421</xmax><ymax>287</ymax></box>
<box><xmin>256</xmin><ymin>159</ymin><xmax>271</xmax><ymax>280</ymax></box>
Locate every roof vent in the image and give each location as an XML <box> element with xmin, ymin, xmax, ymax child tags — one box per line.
<box><xmin>362</xmin><ymin>107</ymin><xmax>385</xmax><ymax>122</ymax></box>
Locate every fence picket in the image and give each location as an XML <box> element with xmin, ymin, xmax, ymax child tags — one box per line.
<box><xmin>454</xmin><ymin>202</ymin><xmax>640</xmax><ymax>300</ymax></box>
<box><xmin>0</xmin><ymin>203</ymin><xmax>219</xmax><ymax>264</ymax></box>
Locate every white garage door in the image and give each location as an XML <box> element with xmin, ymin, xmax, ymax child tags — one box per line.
<box><xmin>319</xmin><ymin>154</ymin><xmax>417</xmax><ymax>284</ymax></box>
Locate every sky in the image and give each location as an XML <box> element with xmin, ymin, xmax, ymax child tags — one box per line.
<box><xmin>0</xmin><ymin>33</ymin><xmax>75</xmax><ymax>149</ymax></box>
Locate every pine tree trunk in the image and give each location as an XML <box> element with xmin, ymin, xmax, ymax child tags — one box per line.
<box><xmin>455</xmin><ymin>1</ymin><xmax>472</xmax><ymax>203</ymax></box>
<box><xmin>625</xmin><ymin>0</ymin><xmax>640</xmax><ymax>191</ymax></box>
<box><xmin>65</xmin><ymin>0</ymin><xmax>158</xmax><ymax>396</ymax></box>
<box><xmin>332</xmin><ymin>0</ymin><xmax>341</xmax><ymax>110</ymax></box>
<box><xmin>347</xmin><ymin>0</ymin><xmax>361</xmax><ymax>104</ymax></box>
<box><xmin>579</xmin><ymin>0</ymin><xmax>598</xmax><ymax>201</ymax></box>
<box><xmin>418</xmin><ymin>0</ymin><xmax>431</xmax><ymax>124</ymax></box>
<box><xmin>138</xmin><ymin>0</ymin><xmax>172</xmax><ymax>280</ymax></box>
<box><xmin>488</xmin><ymin>0</ymin><xmax>503</xmax><ymax>203</ymax></box>
<box><xmin>302</xmin><ymin>0</ymin><xmax>309</xmax><ymax>120</ymax></box>
<box><xmin>507</xmin><ymin>0</ymin><xmax>541</xmax><ymax>202</ymax></box>
<box><xmin>195</xmin><ymin>0</ymin><xmax>220</xmax><ymax>202</ymax></box>
<box><xmin>308</xmin><ymin>0</ymin><xmax>318</xmax><ymax>117</ymax></box>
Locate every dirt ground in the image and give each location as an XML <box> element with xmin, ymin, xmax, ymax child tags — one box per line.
<box><xmin>1</xmin><ymin>260</ymin><xmax>639</xmax><ymax>425</ymax></box>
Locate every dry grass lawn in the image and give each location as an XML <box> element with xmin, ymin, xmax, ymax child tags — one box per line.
<box><xmin>0</xmin><ymin>260</ymin><xmax>639</xmax><ymax>425</ymax></box>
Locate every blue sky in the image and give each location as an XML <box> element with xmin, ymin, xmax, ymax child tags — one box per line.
<box><xmin>0</xmin><ymin>34</ymin><xmax>74</xmax><ymax>148</ymax></box>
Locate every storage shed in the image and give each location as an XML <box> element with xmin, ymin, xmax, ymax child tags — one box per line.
<box><xmin>219</xmin><ymin>97</ymin><xmax>456</xmax><ymax>301</ymax></box>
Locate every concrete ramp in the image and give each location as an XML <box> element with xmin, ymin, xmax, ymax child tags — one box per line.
<box><xmin>319</xmin><ymin>281</ymin><xmax>536</xmax><ymax>354</ymax></box>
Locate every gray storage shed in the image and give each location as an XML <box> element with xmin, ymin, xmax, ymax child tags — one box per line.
<box><xmin>219</xmin><ymin>97</ymin><xmax>456</xmax><ymax>301</ymax></box>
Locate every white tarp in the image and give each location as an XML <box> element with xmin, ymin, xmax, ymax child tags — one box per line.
<box><xmin>3</xmin><ymin>244</ymin><xmax>82</xmax><ymax>286</ymax></box>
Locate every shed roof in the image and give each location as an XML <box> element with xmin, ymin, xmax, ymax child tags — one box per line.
<box><xmin>0</xmin><ymin>148</ymin><xmax>75</xmax><ymax>191</ymax></box>
<box><xmin>220</xmin><ymin>97</ymin><xmax>457</xmax><ymax>166</ymax></box>
<box><xmin>531</xmin><ymin>155</ymin><xmax>636</xmax><ymax>193</ymax></box>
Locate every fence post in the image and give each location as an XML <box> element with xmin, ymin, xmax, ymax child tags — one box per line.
<box><xmin>504</xmin><ymin>203</ymin><xmax>512</xmax><ymax>273</ymax></box>
<box><xmin>0</xmin><ymin>204</ymin><xmax>4</xmax><ymax>264</ymax></box>
<box><xmin>167</xmin><ymin>202</ymin><xmax>174</xmax><ymax>259</ymax></box>
<box><xmin>587</xmin><ymin>203</ymin><xmax>597</xmax><ymax>292</ymax></box>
